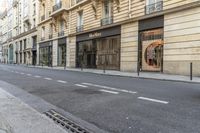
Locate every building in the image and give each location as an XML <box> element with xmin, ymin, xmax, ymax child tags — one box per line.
<box><xmin>1</xmin><ymin>0</ymin><xmax>200</xmax><ymax>76</ymax></box>
<box><xmin>68</xmin><ymin>0</ymin><xmax>200</xmax><ymax>76</ymax></box>
<box><xmin>0</xmin><ymin>10</ymin><xmax>8</xmax><ymax>63</ymax></box>
<box><xmin>0</xmin><ymin>0</ymin><xmax>39</xmax><ymax>65</ymax></box>
<box><xmin>37</xmin><ymin>0</ymin><xmax>69</xmax><ymax>67</ymax></box>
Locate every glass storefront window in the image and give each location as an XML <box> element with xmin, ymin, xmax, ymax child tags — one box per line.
<box><xmin>77</xmin><ymin>35</ymin><xmax>120</xmax><ymax>70</ymax></box>
<box><xmin>141</xmin><ymin>28</ymin><xmax>163</xmax><ymax>71</ymax></box>
<box><xmin>58</xmin><ymin>44</ymin><xmax>66</xmax><ymax>66</ymax></box>
<box><xmin>39</xmin><ymin>46</ymin><xmax>52</xmax><ymax>66</ymax></box>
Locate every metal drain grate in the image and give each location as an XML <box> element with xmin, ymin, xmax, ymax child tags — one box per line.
<box><xmin>44</xmin><ymin>109</ymin><xmax>91</xmax><ymax>133</ymax></box>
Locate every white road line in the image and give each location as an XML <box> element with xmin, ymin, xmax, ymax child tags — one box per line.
<box><xmin>75</xmin><ymin>84</ymin><xmax>88</xmax><ymax>88</ymax></box>
<box><xmin>27</xmin><ymin>74</ymin><xmax>32</xmax><ymax>76</ymax></box>
<box><xmin>99</xmin><ymin>89</ymin><xmax>119</xmax><ymax>94</ymax></box>
<box><xmin>138</xmin><ymin>97</ymin><xmax>169</xmax><ymax>104</ymax></box>
<box><xmin>20</xmin><ymin>73</ymin><xmax>25</xmax><ymax>75</ymax></box>
<box><xmin>15</xmin><ymin>71</ymin><xmax>19</xmax><ymax>73</ymax></box>
<box><xmin>57</xmin><ymin>80</ymin><xmax>67</xmax><ymax>84</ymax></box>
<box><xmin>82</xmin><ymin>83</ymin><xmax>137</xmax><ymax>94</ymax></box>
<box><xmin>44</xmin><ymin>78</ymin><xmax>52</xmax><ymax>80</ymax></box>
<box><xmin>34</xmin><ymin>75</ymin><xmax>41</xmax><ymax>78</ymax></box>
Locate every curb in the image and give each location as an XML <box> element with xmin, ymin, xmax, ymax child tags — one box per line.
<box><xmin>9</xmin><ymin>64</ymin><xmax>200</xmax><ymax>84</ymax></box>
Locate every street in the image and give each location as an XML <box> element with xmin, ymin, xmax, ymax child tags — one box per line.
<box><xmin>0</xmin><ymin>64</ymin><xmax>200</xmax><ymax>133</ymax></box>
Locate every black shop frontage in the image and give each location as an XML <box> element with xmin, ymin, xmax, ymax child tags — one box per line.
<box><xmin>76</xmin><ymin>26</ymin><xmax>121</xmax><ymax>70</ymax></box>
<box><xmin>39</xmin><ymin>41</ymin><xmax>53</xmax><ymax>66</ymax></box>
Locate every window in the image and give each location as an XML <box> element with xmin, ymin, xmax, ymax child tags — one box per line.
<box><xmin>42</xmin><ymin>27</ymin><xmax>45</xmax><ymax>39</ymax></box>
<box><xmin>42</xmin><ymin>4</ymin><xmax>45</xmax><ymax>15</ymax></box>
<box><xmin>55</xmin><ymin>0</ymin><xmax>61</xmax><ymax>4</ymax></box>
<box><xmin>103</xmin><ymin>0</ymin><xmax>112</xmax><ymax>18</ymax></box>
<box><xmin>101</xmin><ymin>0</ymin><xmax>113</xmax><ymax>25</ymax></box>
<box><xmin>145</xmin><ymin>0</ymin><xmax>163</xmax><ymax>14</ymax></box>
<box><xmin>77</xmin><ymin>11</ymin><xmax>83</xmax><ymax>27</ymax></box>
<box><xmin>33</xmin><ymin>4</ymin><xmax>36</xmax><ymax>15</ymax></box>
<box><xmin>33</xmin><ymin>19</ymin><xmax>36</xmax><ymax>28</ymax></box>
<box><xmin>60</xmin><ymin>20</ymin><xmax>64</xmax><ymax>32</ymax></box>
<box><xmin>146</xmin><ymin>0</ymin><xmax>162</xmax><ymax>5</ymax></box>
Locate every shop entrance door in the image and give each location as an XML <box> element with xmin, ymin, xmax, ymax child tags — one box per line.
<box><xmin>97</xmin><ymin>36</ymin><xmax>120</xmax><ymax>70</ymax></box>
<box><xmin>58</xmin><ymin>44</ymin><xmax>66</xmax><ymax>66</ymax></box>
<box><xmin>32</xmin><ymin>51</ymin><xmax>37</xmax><ymax>65</ymax></box>
<box><xmin>77</xmin><ymin>40</ymin><xmax>97</xmax><ymax>68</ymax></box>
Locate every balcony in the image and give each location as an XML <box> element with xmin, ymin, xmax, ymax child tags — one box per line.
<box><xmin>41</xmin><ymin>15</ymin><xmax>45</xmax><ymax>21</ymax></box>
<box><xmin>101</xmin><ymin>16</ymin><xmax>113</xmax><ymax>26</ymax></box>
<box><xmin>24</xmin><ymin>15</ymin><xmax>30</xmax><ymax>23</ymax></box>
<box><xmin>76</xmin><ymin>25</ymin><xmax>84</xmax><ymax>33</ymax></box>
<box><xmin>58</xmin><ymin>31</ymin><xmax>65</xmax><ymax>37</ymax></box>
<box><xmin>41</xmin><ymin>37</ymin><xmax>45</xmax><ymax>41</ymax></box>
<box><xmin>76</xmin><ymin>0</ymin><xmax>83</xmax><ymax>3</ymax></box>
<box><xmin>49</xmin><ymin>34</ymin><xmax>53</xmax><ymax>39</ymax></box>
<box><xmin>53</xmin><ymin>1</ymin><xmax>62</xmax><ymax>12</ymax></box>
<box><xmin>145</xmin><ymin>1</ymin><xmax>163</xmax><ymax>14</ymax></box>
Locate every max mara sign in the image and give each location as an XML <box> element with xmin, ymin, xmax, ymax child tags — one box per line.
<box><xmin>76</xmin><ymin>26</ymin><xmax>121</xmax><ymax>42</ymax></box>
<box><xmin>89</xmin><ymin>32</ymin><xmax>102</xmax><ymax>38</ymax></box>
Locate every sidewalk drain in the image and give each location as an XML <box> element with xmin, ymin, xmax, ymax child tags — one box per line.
<box><xmin>44</xmin><ymin>109</ymin><xmax>91</xmax><ymax>133</ymax></box>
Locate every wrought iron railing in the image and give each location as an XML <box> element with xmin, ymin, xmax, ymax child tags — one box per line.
<box><xmin>41</xmin><ymin>15</ymin><xmax>45</xmax><ymax>21</ymax></box>
<box><xmin>41</xmin><ymin>37</ymin><xmax>45</xmax><ymax>41</ymax></box>
<box><xmin>101</xmin><ymin>16</ymin><xmax>113</xmax><ymax>26</ymax></box>
<box><xmin>58</xmin><ymin>31</ymin><xmax>65</xmax><ymax>37</ymax></box>
<box><xmin>49</xmin><ymin>34</ymin><xmax>53</xmax><ymax>39</ymax></box>
<box><xmin>76</xmin><ymin>0</ymin><xmax>83</xmax><ymax>3</ymax></box>
<box><xmin>76</xmin><ymin>25</ymin><xmax>84</xmax><ymax>32</ymax></box>
<box><xmin>145</xmin><ymin>1</ymin><xmax>163</xmax><ymax>14</ymax></box>
<box><xmin>53</xmin><ymin>1</ymin><xmax>62</xmax><ymax>12</ymax></box>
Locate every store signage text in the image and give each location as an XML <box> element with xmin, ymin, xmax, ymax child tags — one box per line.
<box><xmin>89</xmin><ymin>32</ymin><xmax>102</xmax><ymax>38</ymax></box>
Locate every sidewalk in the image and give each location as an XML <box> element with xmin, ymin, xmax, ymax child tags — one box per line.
<box><xmin>26</xmin><ymin>65</ymin><xmax>200</xmax><ymax>83</ymax></box>
<box><xmin>0</xmin><ymin>87</ymin><xmax>68</xmax><ymax>133</ymax></box>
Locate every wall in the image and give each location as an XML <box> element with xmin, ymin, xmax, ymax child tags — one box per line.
<box><xmin>164</xmin><ymin>6</ymin><xmax>200</xmax><ymax>76</ymax></box>
<box><xmin>120</xmin><ymin>22</ymin><xmax>138</xmax><ymax>72</ymax></box>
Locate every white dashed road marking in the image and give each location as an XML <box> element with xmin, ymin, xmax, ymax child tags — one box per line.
<box><xmin>44</xmin><ymin>78</ymin><xmax>52</xmax><ymax>80</ymax></box>
<box><xmin>75</xmin><ymin>84</ymin><xmax>88</xmax><ymax>88</ymax></box>
<box><xmin>27</xmin><ymin>74</ymin><xmax>32</xmax><ymax>76</ymax></box>
<box><xmin>99</xmin><ymin>89</ymin><xmax>119</xmax><ymax>94</ymax></box>
<box><xmin>138</xmin><ymin>97</ymin><xmax>169</xmax><ymax>104</ymax></box>
<box><xmin>34</xmin><ymin>75</ymin><xmax>41</xmax><ymax>78</ymax></box>
<box><xmin>20</xmin><ymin>73</ymin><xmax>25</xmax><ymax>75</ymax></box>
<box><xmin>57</xmin><ymin>80</ymin><xmax>67</xmax><ymax>84</ymax></box>
<box><xmin>82</xmin><ymin>83</ymin><xmax>137</xmax><ymax>94</ymax></box>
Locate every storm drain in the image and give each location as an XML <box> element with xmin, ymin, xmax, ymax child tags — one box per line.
<box><xmin>44</xmin><ymin>109</ymin><xmax>91</xmax><ymax>133</ymax></box>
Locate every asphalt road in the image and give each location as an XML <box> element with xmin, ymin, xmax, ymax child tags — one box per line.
<box><xmin>0</xmin><ymin>64</ymin><xmax>200</xmax><ymax>133</ymax></box>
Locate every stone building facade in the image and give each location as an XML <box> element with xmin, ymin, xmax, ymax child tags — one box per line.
<box><xmin>1</xmin><ymin>0</ymin><xmax>200</xmax><ymax>76</ymax></box>
<box><xmin>0</xmin><ymin>0</ymin><xmax>39</xmax><ymax>65</ymax></box>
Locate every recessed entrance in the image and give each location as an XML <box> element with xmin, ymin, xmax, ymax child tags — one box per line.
<box><xmin>140</xmin><ymin>28</ymin><xmax>163</xmax><ymax>72</ymax></box>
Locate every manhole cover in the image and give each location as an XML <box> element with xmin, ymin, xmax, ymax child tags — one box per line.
<box><xmin>44</xmin><ymin>109</ymin><xmax>92</xmax><ymax>133</ymax></box>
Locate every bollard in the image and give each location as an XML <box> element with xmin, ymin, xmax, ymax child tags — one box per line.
<box><xmin>81</xmin><ymin>62</ymin><xmax>83</xmax><ymax>71</ymax></box>
<box><xmin>103</xmin><ymin>63</ymin><xmax>106</xmax><ymax>73</ymax></box>
<box><xmin>190</xmin><ymin>62</ymin><xmax>193</xmax><ymax>81</ymax></box>
<box><xmin>64</xmin><ymin>63</ymin><xmax>66</xmax><ymax>70</ymax></box>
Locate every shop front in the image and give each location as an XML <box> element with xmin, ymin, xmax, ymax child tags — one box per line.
<box><xmin>138</xmin><ymin>16</ymin><xmax>164</xmax><ymax>72</ymax></box>
<box><xmin>8</xmin><ymin>44</ymin><xmax>14</xmax><ymax>64</ymax></box>
<box><xmin>57</xmin><ymin>38</ymin><xmax>66</xmax><ymax>66</ymax></box>
<box><xmin>39</xmin><ymin>41</ymin><xmax>53</xmax><ymax>66</ymax></box>
<box><xmin>76</xmin><ymin>26</ymin><xmax>121</xmax><ymax>70</ymax></box>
